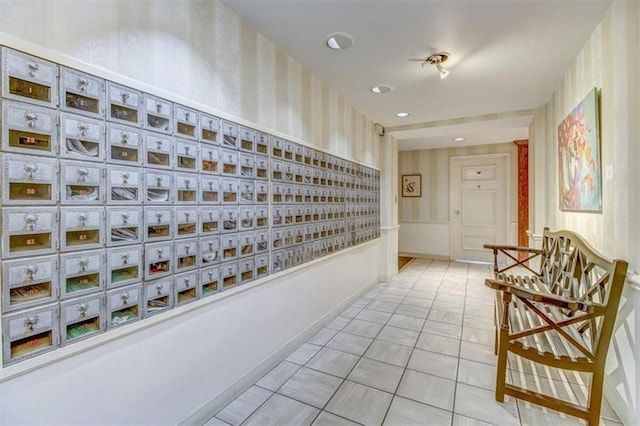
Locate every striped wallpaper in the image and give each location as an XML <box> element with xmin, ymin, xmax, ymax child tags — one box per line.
<box><xmin>398</xmin><ymin>143</ymin><xmax>518</xmax><ymax>222</ymax></box>
<box><xmin>0</xmin><ymin>0</ymin><xmax>378</xmax><ymax>167</ymax></box>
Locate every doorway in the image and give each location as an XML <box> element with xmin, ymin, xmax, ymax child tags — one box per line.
<box><xmin>450</xmin><ymin>153</ymin><xmax>510</xmax><ymax>263</ymax></box>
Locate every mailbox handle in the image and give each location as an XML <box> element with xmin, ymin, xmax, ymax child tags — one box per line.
<box><xmin>77</xmin><ymin>78</ymin><xmax>89</xmax><ymax>91</ymax></box>
<box><xmin>25</xmin><ymin>315</ymin><xmax>39</xmax><ymax>331</ymax></box>
<box><xmin>121</xmin><ymin>92</ymin><xmax>129</xmax><ymax>104</ymax></box>
<box><xmin>156</xmin><ymin>248</ymin><xmax>163</xmax><ymax>258</ymax></box>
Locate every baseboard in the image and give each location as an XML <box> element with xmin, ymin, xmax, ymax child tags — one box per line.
<box><xmin>179</xmin><ymin>277</ymin><xmax>380</xmax><ymax>425</ymax></box>
<box><xmin>398</xmin><ymin>251</ymin><xmax>450</xmax><ymax>261</ymax></box>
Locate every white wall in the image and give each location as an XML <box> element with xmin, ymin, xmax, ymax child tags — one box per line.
<box><xmin>398</xmin><ymin>222</ymin><xmax>450</xmax><ymax>259</ymax></box>
<box><xmin>0</xmin><ymin>0</ymin><xmax>382</xmax><ymax>422</ymax></box>
<box><xmin>529</xmin><ymin>2</ymin><xmax>639</xmax><ymax>423</ymax></box>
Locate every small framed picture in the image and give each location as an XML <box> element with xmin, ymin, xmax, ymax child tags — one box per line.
<box><xmin>402</xmin><ymin>174</ymin><xmax>421</xmax><ymax>197</ymax></box>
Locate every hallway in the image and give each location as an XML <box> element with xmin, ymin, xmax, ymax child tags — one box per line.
<box><xmin>205</xmin><ymin>260</ymin><xmax>622</xmax><ymax>425</ymax></box>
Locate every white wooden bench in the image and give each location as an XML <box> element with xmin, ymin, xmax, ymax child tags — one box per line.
<box><xmin>484</xmin><ymin>228</ymin><xmax>628</xmax><ymax>425</ymax></box>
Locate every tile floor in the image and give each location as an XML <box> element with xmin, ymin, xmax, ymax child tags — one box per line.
<box><xmin>205</xmin><ymin>260</ymin><xmax>622</xmax><ymax>426</ymax></box>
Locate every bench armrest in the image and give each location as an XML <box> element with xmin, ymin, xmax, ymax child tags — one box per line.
<box><xmin>484</xmin><ymin>278</ymin><xmax>604</xmax><ymax>315</ymax></box>
<box><xmin>483</xmin><ymin>244</ymin><xmax>543</xmax><ymax>255</ymax></box>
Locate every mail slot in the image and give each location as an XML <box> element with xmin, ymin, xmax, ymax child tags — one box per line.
<box><xmin>293</xmin><ymin>143</ymin><xmax>304</xmax><ymax>164</ymax></box>
<box><xmin>60</xmin><ymin>249</ymin><xmax>104</xmax><ymax>299</ymax></box>
<box><xmin>106</xmin><ymin>284</ymin><xmax>142</xmax><ymax>329</ymax></box>
<box><xmin>255</xmin><ymin>132</ymin><xmax>269</xmax><ymax>155</ymax></box>
<box><xmin>221</xmin><ymin>179</ymin><xmax>238</xmax><ymax>204</ymax></box>
<box><xmin>271</xmin><ymin>137</ymin><xmax>284</xmax><ymax>158</ymax></box>
<box><xmin>106</xmin><ymin>246</ymin><xmax>142</xmax><ymax>288</ymax></box>
<box><xmin>271</xmin><ymin>159</ymin><xmax>283</xmax><ymax>181</ymax></box>
<box><xmin>175</xmin><ymin>206</ymin><xmax>198</xmax><ymax>238</ymax></box>
<box><xmin>145</xmin><ymin>241</ymin><xmax>173</xmax><ymax>280</ymax></box>
<box><xmin>220</xmin><ymin>261</ymin><xmax>238</xmax><ymax>289</ymax></box>
<box><xmin>255</xmin><ymin>181</ymin><xmax>269</xmax><ymax>204</ymax></box>
<box><xmin>255</xmin><ymin>155</ymin><xmax>268</xmax><ymax>180</ymax></box>
<box><xmin>200</xmin><ymin>176</ymin><xmax>220</xmax><ymax>204</ymax></box>
<box><xmin>271</xmin><ymin>183</ymin><xmax>284</xmax><ymax>204</ymax></box>
<box><xmin>294</xmin><ymin>164</ymin><xmax>304</xmax><ymax>184</ymax></box>
<box><xmin>144</xmin><ymin>131</ymin><xmax>173</xmax><ymax>169</ymax></box>
<box><xmin>238</xmin><ymin>126</ymin><xmax>255</xmax><ymax>152</ymax></box>
<box><xmin>239</xmin><ymin>153</ymin><xmax>255</xmax><ymax>179</ymax></box>
<box><xmin>174</xmin><ymin>271</ymin><xmax>198</xmax><ymax>306</ymax></box>
<box><xmin>284</xmin><ymin>206</ymin><xmax>294</xmax><ymax>226</ymax></box>
<box><xmin>255</xmin><ymin>254</ymin><xmax>269</xmax><ymax>279</ymax></box>
<box><xmin>60</xmin><ymin>160</ymin><xmax>104</xmax><ymax>205</ymax></box>
<box><xmin>272</xmin><ymin>229</ymin><xmax>284</xmax><ymax>250</ymax></box>
<box><xmin>238</xmin><ymin>258</ymin><xmax>255</xmax><ymax>284</ymax></box>
<box><xmin>144</xmin><ymin>207</ymin><xmax>173</xmax><ymax>241</ymax></box>
<box><xmin>199</xmin><ymin>207</ymin><xmax>220</xmax><ymax>235</ymax></box>
<box><xmin>60</xmin><ymin>66</ymin><xmax>105</xmax><ymax>117</ymax></box>
<box><xmin>255</xmin><ymin>230</ymin><xmax>269</xmax><ymax>254</ymax></box>
<box><xmin>143</xmin><ymin>93</ymin><xmax>173</xmax><ymax>134</ymax></box>
<box><xmin>107</xmin><ymin>82</ymin><xmax>142</xmax><ymax>126</ymax></box>
<box><xmin>238</xmin><ymin>231</ymin><xmax>255</xmax><ymax>258</ymax></box>
<box><xmin>221</xmin><ymin>234</ymin><xmax>239</xmax><ymax>262</ymax></box>
<box><xmin>2</xmin><ymin>47</ymin><xmax>58</xmax><ymax>108</ymax></box>
<box><xmin>60</xmin><ymin>294</ymin><xmax>105</xmax><ymax>345</ymax></box>
<box><xmin>255</xmin><ymin>207</ymin><xmax>269</xmax><ymax>229</ymax></box>
<box><xmin>221</xmin><ymin>207</ymin><xmax>239</xmax><ymax>233</ymax></box>
<box><xmin>60</xmin><ymin>207</ymin><xmax>104</xmax><ymax>252</ymax></box>
<box><xmin>283</xmin><ymin>140</ymin><xmax>294</xmax><ymax>161</ymax></box>
<box><xmin>200</xmin><ymin>236</ymin><xmax>221</xmax><ymax>266</ymax></box>
<box><xmin>283</xmin><ymin>227</ymin><xmax>295</xmax><ymax>247</ymax></box>
<box><xmin>283</xmin><ymin>162</ymin><xmax>294</xmax><ymax>182</ymax></box>
<box><xmin>107</xmin><ymin>166</ymin><xmax>142</xmax><ymax>205</ymax></box>
<box><xmin>144</xmin><ymin>169</ymin><xmax>173</xmax><ymax>204</ymax></box>
<box><xmin>2</xmin><ymin>100</ymin><xmax>58</xmax><ymax>156</ymax></box>
<box><xmin>303</xmin><ymin>147</ymin><xmax>313</xmax><ymax>165</ymax></box>
<box><xmin>221</xmin><ymin>120</ymin><xmax>238</xmax><ymax>148</ymax></box>
<box><xmin>200</xmin><ymin>265</ymin><xmax>220</xmax><ymax>297</ymax></box>
<box><xmin>2</xmin><ymin>207</ymin><xmax>57</xmax><ymax>259</ymax></box>
<box><xmin>106</xmin><ymin>207</ymin><xmax>141</xmax><ymax>247</ymax></box>
<box><xmin>200</xmin><ymin>145</ymin><xmax>220</xmax><ymax>174</ymax></box>
<box><xmin>175</xmin><ymin>104</ymin><xmax>199</xmax><ymax>139</ymax></box>
<box><xmin>292</xmin><ymin>246</ymin><xmax>304</xmax><ymax>266</ymax></box>
<box><xmin>271</xmin><ymin>205</ymin><xmax>283</xmax><ymax>227</ymax></box>
<box><xmin>107</xmin><ymin>123</ymin><xmax>142</xmax><ymax>166</ymax></box>
<box><xmin>271</xmin><ymin>250</ymin><xmax>284</xmax><ymax>274</ymax></box>
<box><xmin>175</xmin><ymin>172</ymin><xmax>198</xmax><ymax>204</ymax></box>
<box><xmin>143</xmin><ymin>278</ymin><xmax>173</xmax><ymax>317</ymax></box>
<box><xmin>239</xmin><ymin>206</ymin><xmax>255</xmax><ymax>232</ymax></box>
<box><xmin>2</xmin><ymin>303</ymin><xmax>59</xmax><ymax>365</ymax></box>
<box><xmin>239</xmin><ymin>180</ymin><xmax>255</xmax><ymax>204</ymax></box>
<box><xmin>175</xmin><ymin>138</ymin><xmax>199</xmax><ymax>171</ymax></box>
<box><xmin>294</xmin><ymin>206</ymin><xmax>304</xmax><ymax>224</ymax></box>
<box><xmin>303</xmin><ymin>166</ymin><xmax>313</xmax><ymax>185</ymax></box>
<box><xmin>2</xmin><ymin>153</ymin><xmax>57</xmax><ymax>205</ymax></box>
<box><xmin>59</xmin><ymin>112</ymin><xmax>105</xmax><ymax>161</ymax></box>
<box><xmin>175</xmin><ymin>238</ymin><xmax>199</xmax><ymax>272</ymax></box>
<box><xmin>200</xmin><ymin>113</ymin><xmax>220</xmax><ymax>144</ymax></box>
<box><xmin>221</xmin><ymin>149</ymin><xmax>238</xmax><ymax>177</ymax></box>
<box><xmin>283</xmin><ymin>184</ymin><xmax>295</xmax><ymax>204</ymax></box>
<box><xmin>2</xmin><ymin>255</ymin><xmax>58</xmax><ymax>312</ymax></box>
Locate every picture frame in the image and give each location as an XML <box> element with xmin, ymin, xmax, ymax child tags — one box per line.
<box><xmin>557</xmin><ymin>87</ymin><xmax>602</xmax><ymax>212</ymax></box>
<box><xmin>402</xmin><ymin>174</ymin><xmax>421</xmax><ymax>197</ymax></box>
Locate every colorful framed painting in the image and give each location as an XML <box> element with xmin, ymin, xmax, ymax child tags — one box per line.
<box><xmin>401</xmin><ymin>174</ymin><xmax>421</xmax><ymax>197</ymax></box>
<box><xmin>557</xmin><ymin>88</ymin><xmax>602</xmax><ymax>212</ymax></box>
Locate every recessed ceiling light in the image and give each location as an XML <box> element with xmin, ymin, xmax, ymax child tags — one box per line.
<box><xmin>453</xmin><ymin>137</ymin><xmax>465</xmax><ymax>141</ymax></box>
<box><xmin>326</xmin><ymin>33</ymin><xmax>353</xmax><ymax>50</ymax></box>
<box><xmin>396</xmin><ymin>112</ymin><xmax>409</xmax><ymax>118</ymax></box>
<box><xmin>371</xmin><ymin>84</ymin><xmax>392</xmax><ymax>94</ymax></box>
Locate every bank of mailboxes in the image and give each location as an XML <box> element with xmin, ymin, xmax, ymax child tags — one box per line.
<box><xmin>0</xmin><ymin>46</ymin><xmax>382</xmax><ymax>366</ymax></box>
<box><xmin>2</xmin><ymin>101</ymin><xmax>58</xmax><ymax>157</ymax></box>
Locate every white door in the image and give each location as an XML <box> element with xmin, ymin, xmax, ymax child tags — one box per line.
<box><xmin>450</xmin><ymin>154</ymin><xmax>510</xmax><ymax>263</ymax></box>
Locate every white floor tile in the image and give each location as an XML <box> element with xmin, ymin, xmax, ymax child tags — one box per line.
<box><xmin>384</xmin><ymin>396</ymin><xmax>452</xmax><ymax>425</ymax></box>
<box><xmin>244</xmin><ymin>393</ymin><xmax>319</xmax><ymax>426</ymax></box>
<box><xmin>306</xmin><ymin>347</ymin><xmax>361</xmax><ymax>378</ymax></box>
<box><xmin>407</xmin><ymin>348</ymin><xmax>458</xmax><ymax>381</ymax></box>
<box><xmin>216</xmin><ymin>386</ymin><xmax>272</xmax><ymax>426</ymax></box>
<box><xmin>457</xmin><ymin>358</ymin><xmax>496</xmax><ymax>391</ymax></box>
<box><xmin>308</xmin><ymin>327</ymin><xmax>339</xmax><ymax>346</ymax></box>
<box><xmin>396</xmin><ymin>369</ymin><xmax>456</xmax><ymax>411</ymax></box>
<box><xmin>312</xmin><ymin>411</ymin><xmax>360</xmax><ymax>426</ymax></box>
<box><xmin>347</xmin><ymin>357</ymin><xmax>404</xmax><ymax>393</ymax></box>
<box><xmin>454</xmin><ymin>383</ymin><xmax>520</xmax><ymax>426</ymax></box>
<box><xmin>326</xmin><ymin>331</ymin><xmax>373</xmax><ymax>356</ymax></box>
<box><xmin>325</xmin><ymin>381</ymin><xmax>393</xmax><ymax>425</ymax></box>
<box><xmin>279</xmin><ymin>367</ymin><xmax>343</xmax><ymax>408</ymax></box>
<box><xmin>364</xmin><ymin>339</ymin><xmax>413</xmax><ymax>366</ymax></box>
<box><xmin>342</xmin><ymin>318</ymin><xmax>384</xmax><ymax>338</ymax></box>
<box><xmin>286</xmin><ymin>343</ymin><xmax>323</xmax><ymax>365</ymax></box>
<box><xmin>377</xmin><ymin>325</ymin><xmax>420</xmax><ymax>347</ymax></box>
<box><xmin>256</xmin><ymin>360</ymin><xmax>301</xmax><ymax>391</ymax></box>
<box><xmin>387</xmin><ymin>313</ymin><xmax>425</xmax><ymax>332</ymax></box>
<box><xmin>354</xmin><ymin>308</ymin><xmax>393</xmax><ymax>324</ymax></box>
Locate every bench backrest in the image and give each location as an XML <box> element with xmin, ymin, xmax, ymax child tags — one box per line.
<box><xmin>538</xmin><ymin>228</ymin><xmax>628</xmax><ymax>360</ymax></box>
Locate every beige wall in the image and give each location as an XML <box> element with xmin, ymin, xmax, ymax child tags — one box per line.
<box><xmin>0</xmin><ymin>0</ymin><xmax>378</xmax><ymax>167</ymax></box>
<box><xmin>529</xmin><ymin>1</ymin><xmax>639</xmax><ymax>424</ymax></box>
<box><xmin>398</xmin><ymin>143</ymin><xmax>518</xmax><ymax>224</ymax></box>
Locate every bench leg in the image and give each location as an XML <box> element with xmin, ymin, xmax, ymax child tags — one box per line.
<box><xmin>495</xmin><ymin>327</ymin><xmax>509</xmax><ymax>402</ymax></box>
<box><xmin>587</xmin><ymin>369</ymin><xmax>604</xmax><ymax>426</ymax></box>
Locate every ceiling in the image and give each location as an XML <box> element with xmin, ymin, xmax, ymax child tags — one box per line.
<box><xmin>222</xmin><ymin>0</ymin><xmax>612</xmax><ymax>151</ymax></box>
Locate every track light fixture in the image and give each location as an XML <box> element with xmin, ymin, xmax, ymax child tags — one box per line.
<box><xmin>424</xmin><ymin>52</ymin><xmax>450</xmax><ymax>79</ymax></box>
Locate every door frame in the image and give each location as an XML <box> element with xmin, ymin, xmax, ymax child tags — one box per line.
<box><xmin>449</xmin><ymin>153</ymin><xmax>512</xmax><ymax>262</ymax></box>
